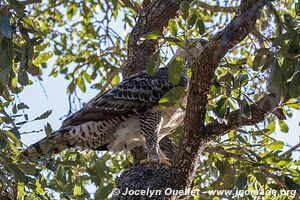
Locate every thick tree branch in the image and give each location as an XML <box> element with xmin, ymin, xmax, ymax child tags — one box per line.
<box><xmin>170</xmin><ymin>0</ymin><xmax>269</xmax><ymax>191</ymax></box>
<box><xmin>114</xmin><ymin>0</ymin><xmax>270</xmax><ymax>199</ymax></box>
<box><xmin>203</xmin><ymin>93</ymin><xmax>278</xmax><ymax>141</ymax></box>
<box><xmin>197</xmin><ymin>1</ymin><xmax>237</xmax><ymax>13</ymax></box>
<box><xmin>123</xmin><ymin>0</ymin><xmax>190</xmax><ymax>78</ymax></box>
<box><xmin>123</xmin><ymin>0</ymin><xmax>187</xmax><ymax>163</ymax></box>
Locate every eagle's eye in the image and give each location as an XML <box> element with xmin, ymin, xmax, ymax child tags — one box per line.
<box><xmin>200</xmin><ymin>39</ymin><xmax>208</xmax><ymax>47</ymax></box>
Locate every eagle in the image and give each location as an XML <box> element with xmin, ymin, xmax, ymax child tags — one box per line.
<box><xmin>20</xmin><ymin>39</ymin><xmax>208</xmax><ymax>165</ymax></box>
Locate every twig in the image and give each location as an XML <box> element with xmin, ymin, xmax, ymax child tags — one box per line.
<box><xmin>197</xmin><ymin>1</ymin><xmax>237</xmax><ymax>13</ymax></box>
<box><xmin>281</xmin><ymin>142</ymin><xmax>300</xmax><ymax>158</ymax></box>
<box><xmin>34</xmin><ymin>1</ymin><xmax>64</xmax><ymax>20</ymax></box>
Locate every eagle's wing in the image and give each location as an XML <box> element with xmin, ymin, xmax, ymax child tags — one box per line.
<box><xmin>61</xmin><ymin>67</ymin><xmax>188</xmax><ymax>127</ymax></box>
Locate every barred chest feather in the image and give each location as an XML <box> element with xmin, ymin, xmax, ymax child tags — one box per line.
<box><xmin>109</xmin><ymin>105</ymin><xmax>185</xmax><ymax>152</ymax></box>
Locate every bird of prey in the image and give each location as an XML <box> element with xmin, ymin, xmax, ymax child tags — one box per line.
<box><xmin>20</xmin><ymin>39</ymin><xmax>208</xmax><ymax>165</ymax></box>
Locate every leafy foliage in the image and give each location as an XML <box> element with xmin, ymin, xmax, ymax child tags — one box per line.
<box><xmin>0</xmin><ymin>0</ymin><xmax>299</xmax><ymax>199</ymax></box>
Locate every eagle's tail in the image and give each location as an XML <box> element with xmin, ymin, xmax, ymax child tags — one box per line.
<box><xmin>20</xmin><ymin>126</ymin><xmax>77</xmax><ymax>161</ymax></box>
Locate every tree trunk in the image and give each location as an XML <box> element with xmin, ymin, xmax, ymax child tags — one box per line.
<box><xmin>113</xmin><ymin>0</ymin><xmax>270</xmax><ymax>199</ymax></box>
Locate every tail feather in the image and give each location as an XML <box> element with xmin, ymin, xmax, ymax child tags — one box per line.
<box><xmin>20</xmin><ymin>127</ymin><xmax>77</xmax><ymax>161</ymax></box>
<box><xmin>20</xmin><ymin>118</ymin><xmax>126</xmax><ymax>161</ymax></box>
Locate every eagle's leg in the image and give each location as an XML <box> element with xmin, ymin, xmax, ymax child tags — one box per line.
<box><xmin>139</xmin><ymin>111</ymin><xmax>171</xmax><ymax>166</ymax></box>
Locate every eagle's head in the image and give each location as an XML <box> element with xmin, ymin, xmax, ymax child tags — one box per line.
<box><xmin>184</xmin><ymin>38</ymin><xmax>208</xmax><ymax>61</ymax></box>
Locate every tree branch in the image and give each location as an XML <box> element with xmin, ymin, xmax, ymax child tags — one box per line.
<box><xmin>197</xmin><ymin>1</ymin><xmax>237</xmax><ymax>13</ymax></box>
<box><xmin>114</xmin><ymin>0</ymin><xmax>270</xmax><ymax>199</ymax></box>
<box><xmin>123</xmin><ymin>0</ymin><xmax>190</xmax><ymax>78</ymax></box>
<box><xmin>281</xmin><ymin>142</ymin><xmax>300</xmax><ymax>158</ymax></box>
<box><xmin>170</xmin><ymin>0</ymin><xmax>269</xmax><ymax>191</ymax></box>
<box><xmin>123</xmin><ymin>0</ymin><xmax>188</xmax><ymax>163</ymax></box>
<box><xmin>203</xmin><ymin>93</ymin><xmax>278</xmax><ymax>141</ymax></box>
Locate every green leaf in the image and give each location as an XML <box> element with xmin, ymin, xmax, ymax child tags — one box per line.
<box><xmin>239</xmin><ymin>74</ymin><xmax>249</xmax><ymax>86</ymax></box>
<box><xmin>17</xmin><ymin>164</ymin><xmax>37</xmax><ymax>176</ymax></box>
<box><xmin>252</xmin><ymin>55</ymin><xmax>262</xmax><ymax>71</ymax></box>
<box><xmin>279</xmin><ymin>120</ymin><xmax>289</xmax><ymax>133</ymax></box>
<box><xmin>77</xmin><ymin>76</ymin><xmax>86</xmax><ymax>92</ymax></box>
<box><xmin>266</xmin><ymin>60</ymin><xmax>282</xmax><ymax>94</ymax></box>
<box><xmin>17</xmin><ymin>103</ymin><xmax>29</xmax><ymax>110</ymax></box>
<box><xmin>267</xmin><ymin>141</ymin><xmax>284</xmax><ymax>150</ymax></box>
<box><xmin>73</xmin><ymin>184</ymin><xmax>82</xmax><ymax>196</ymax></box>
<box><xmin>215</xmin><ymin>160</ymin><xmax>231</xmax><ymax>175</ymax></box>
<box><xmin>83</xmin><ymin>72</ymin><xmax>91</xmax><ymax>83</ymax></box>
<box><xmin>59</xmin><ymin>160</ymin><xmax>80</xmax><ymax>167</ymax></box>
<box><xmin>240</xmin><ymin>99</ymin><xmax>251</xmax><ymax>119</ymax></box>
<box><xmin>284</xmin><ymin>14</ymin><xmax>298</xmax><ymax>29</ymax></box>
<box><xmin>159</xmin><ymin>87</ymin><xmax>185</xmax><ymax>107</ymax></box>
<box><xmin>2</xmin><ymin>86</ymin><xmax>13</xmax><ymax>101</ymax></box>
<box><xmin>254</xmin><ymin>172</ymin><xmax>266</xmax><ymax>185</ymax></box>
<box><xmin>36</xmin><ymin>180</ymin><xmax>45</xmax><ymax>195</ymax></box>
<box><xmin>4</xmin><ymin>131</ymin><xmax>21</xmax><ymax>147</ymax></box>
<box><xmin>265</xmin><ymin>121</ymin><xmax>276</xmax><ymax>135</ymax></box>
<box><xmin>168</xmin><ymin>19</ymin><xmax>178</xmax><ymax>37</ymax></box>
<box><xmin>196</xmin><ymin>19</ymin><xmax>205</xmax><ymax>35</ymax></box>
<box><xmin>288</xmin><ymin>71</ymin><xmax>300</xmax><ymax>98</ymax></box>
<box><xmin>139</xmin><ymin>30</ymin><xmax>163</xmax><ymax>44</ymax></box>
<box><xmin>8</xmin><ymin>0</ymin><xmax>25</xmax><ymax>15</ymax></box>
<box><xmin>27</xmin><ymin>64</ymin><xmax>41</xmax><ymax>76</ymax></box>
<box><xmin>45</xmin><ymin>163</ymin><xmax>57</xmax><ymax>171</ymax></box>
<box><xmin>237</xmin><ymin>135</ymin><xmax>247</xmax><ymax>144</ymax></box>
<box><xmin>0</xmin><ymin>68</ymin><xmax>10</xmax><ymax>86</ymax></box>
<box><xmin>213</xmin><ymin>98</ymin><xmax>229</xmax><ymax>119</ymax></box>
<box><xmin>275</xmin><ymin>159</ymin><xmax>292</xmax><ymax>168</ymax></box>
<box><xmin>285</xmin><ymin>176</ymin><xmax>300</xmax><ymax>191</ymax></box>
<box><xmin>17</xmin><ymin>183</ymin><xmax>25</xmax><ymax>198</ymax></box>
<box><xmin>168</xmin><ymin>54</ymin><xmax>183</xmax><ymax>84</ymax></box>
<box><xmin>34</xmin><ymin>110</ymin><xmax>52</xmax><ymax>121</ymax></box>
<box><xmin>187</xmin><ymin>14</ymin><xmax>197</xmax><ymax>29</ymax></box>
<box><xmin>111</xmin><ymin>75</ymin><xmax>120</xmax><ymax>86</ymax></box>
<box><xmin>147</xmin><ymin>51</ymin><xmax>160</xmax><ymax>76</ymax></box>
<box><xmin>75</xmin><ymin>57</ymin><xmax>86</xmax><ymax>63</ymax></box>
<box><xmin>236</xmin><ymin>173</ymin><xmax>247</xmax><ymax>189</ymax></box>
<box><xmin>295</xmin><ymin>160</ymin><xmax>300</xmax><ymax>166</ymax></box>
<box><xmin>67</xmin><ymin>4</ymin><xmax>78</xmax><ymax>20</ymax></box>
<box><xmin>35</xmin><ymin>43</ymin><xmax>49</xmax><ymax>52</ymax></box>
<box><xmin>0</xmin><ymin>16</ymin><xmax>12</xmax><ymax>38</ymax></box>
<box><xmin>296</xmin><ymin>2</ymin><xmax>300</xmax><ymax>15</ymax></box>
<box><xmin>9</xmin><ymin>163</ymin><xmax>26</xmax><ymax>182</ymax></box>
<box><xmin>44</xmin><ymin>123</ymin><xmax>52</xmax><ymax>138</ymax></box>
<box><xmin>180</xmin><ymin>1</ymin><xmax>190</xmax><ymax>20</ymax></box>
<box><xmin>287</xmin><ymin>33</ymin><xmax>300</xmax><ymax>54</ymax></box>
<box><xmin>21</xmin><ymin>16</ymin><xmax>35</xmax><ymax>29</ymax></box>
<box><xmin>33</xmin><ymin>51</ymin><xmax>53</xmax><ymax>65</ymax></box>
<box><xmin>163</xmin><ymin>37</ymin><xmax>183</xmax><ymax>46</ymax></box>
<box><xmin>67</xmin><ymin>81</ymin><xmax>76</xmax><ymax>94</ymax></box>
<box><xmin>17</xmin><ymin>68</ymin><xmax>29</xmax><ymax>86</ymax></box>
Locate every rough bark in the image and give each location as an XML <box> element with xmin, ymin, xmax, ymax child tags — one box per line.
<box><xmin>204</xmin><ymin>93</ymin><xmax>278</xmax><ymax>141</ymax></box>
<box><xmin>113</xmin><ymin>0</ymin><xmax>271</xmax><ymax>199</ymax></box>
<box><xmin>123</xmin><ymin>0</ymin><xmax>190</xmax><ymax>78</ymax></box>
<box><xmin>197</xmin><ymin>1</ymin><xmax>237</xmax><ymax>13</ymax></box>
<box><xmin>171</xmin><ymin>0</ymin><xmax>269</xmax><ymax>191</ymax></box>
<box><xmin>123</xmin><ymin>0</ymin><xmax>189</xmax><ymax>163</ymax></box>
